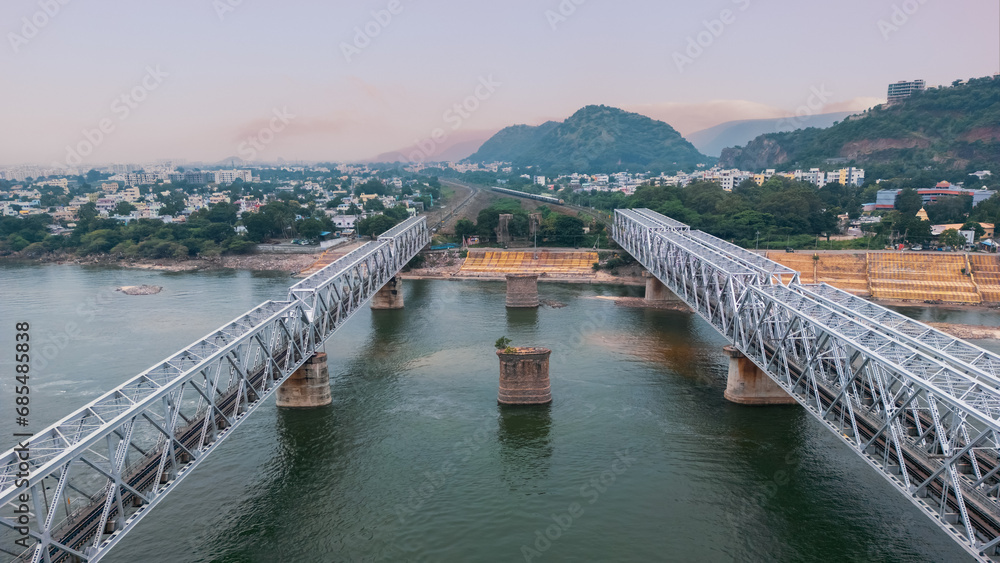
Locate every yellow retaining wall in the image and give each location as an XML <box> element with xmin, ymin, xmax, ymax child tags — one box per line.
<box><xmin>868</xmin><ymin>253</ymin><xmax>980</xmax><ymax>304</ymax></box>
<box><xmin>461</xmin><ymin>251</ymin><xmax>598</xmax><ymax>276</ymax></box>
<box><xmin>767</xmin><ymin>251</ymin><xmax>993</xmax><ymax>303</ymax></box>
<box><xmin>969</xmin><ymin>255</ymin><xmax>1000</xmax><ymax>303</ymax></box>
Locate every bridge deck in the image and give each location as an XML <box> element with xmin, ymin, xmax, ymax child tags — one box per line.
<box><xmin>614</xmin><ymin>209</ymin><xmax>1000</xmax><ymax>562</ymax></box>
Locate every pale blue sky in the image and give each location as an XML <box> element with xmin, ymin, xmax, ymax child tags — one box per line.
<box><xmin>1</xmin><ymin>0</ymin><xmax>997</xmax><ymax>166</ymax></box>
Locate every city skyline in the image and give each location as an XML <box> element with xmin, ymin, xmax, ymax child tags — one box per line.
<box><xmin>2</xmin><ymin>0</ymin><xmax>998</xmax><ymax>168</ymax></box>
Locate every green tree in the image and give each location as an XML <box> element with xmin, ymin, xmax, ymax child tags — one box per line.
<box><xmin>940</xmin><ymin>229</ymin><xmax>967</xmax><ymax>248</ymax></box>
<box><xmin>113</xmin><ymin>201</ymin><xmax>136</xmax><ymax>216</ymax></box>
<box><xmin>297</xmin><ymin>218</ymin><xmax>324</xmax><ymax>239</ymax></box>
<box><xmin>454</xmin><ymin>219</ymin><xmax>476</xmax><ymax>240</ymax></box>
<box><xmin>357</xmin><ymin>215</ymin><xmax>398</xmax><ymax>238</ymax></box>
<box><xmin>960</xmin><ymin>221</ymin><xmax>985</xmax><ymax>241</ymax></box>
<box><xmin>895</xmin><ymin>188</ymin><xmax>923</xmax><ymax>216</ymax></box>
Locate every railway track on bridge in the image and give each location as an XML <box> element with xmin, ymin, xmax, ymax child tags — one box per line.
<box><xmin>614</xmin><ymin>208</ymin><xmax>1000</xmax><ymax>562</ymax></box>
<box><xmin>0</xmin><ymin>217</ymin><xmax>430</xmax><ymax>563</ymax></box>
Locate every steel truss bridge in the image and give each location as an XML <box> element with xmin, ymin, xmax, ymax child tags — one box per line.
<box><xmin>0</xmin><ymin>217</ymin><xmax>429</xmax><ymax>563</ymax></box>
<box><xmin>613</xmin><ymin>208</ymin><xmax>1000</xmax><ymax>562</ymax></box>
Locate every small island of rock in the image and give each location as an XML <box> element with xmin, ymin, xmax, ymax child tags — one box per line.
<box><xmin>116</xmin><ymin>285</ymin><xmax>163</xmax><ymax>296</ymax></box>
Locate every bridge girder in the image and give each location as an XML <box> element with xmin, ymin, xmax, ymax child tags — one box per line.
<box><xmin>0</xmin><ymin>217</ymin><xmax>429</xmax><ymax>563</ymax></box>
<box><xmin>613</xmin><ymin>208</ymin><xmax>1000</xmax><ymax>562</ymax></box>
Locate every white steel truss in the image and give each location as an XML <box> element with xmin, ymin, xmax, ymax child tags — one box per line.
<box><xmin>0</xmin><ymin>217</ymin><xmax>429</xmax><ymax>563</ymax></box>
<box><xmin>613</xmin><ymin>209</ymin><xmax>1000</xmax><ymax>562</ymax></box>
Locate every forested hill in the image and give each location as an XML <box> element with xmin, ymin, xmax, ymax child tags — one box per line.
<box><xmin>719</xmin><ymin>76</ymin><xmax>1000</xmax><ymax>172</ymax></box>
<box><xmin>465</xmin><ymin>105</ymin><xmax>710</xmax><ymax>173</ymax></box>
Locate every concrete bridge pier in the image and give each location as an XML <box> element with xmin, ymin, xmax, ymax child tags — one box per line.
<box><xmin>371</xmin><ymin>276</ymin><xmax>404</xmax><ymax>310</ymax></box>
<box><xmin>723</xmin><ymin>346</ymin><xmax>797</xmax><ymax>406</ymax></box>
<box><xmin>277</xmin><ymin>352</ymin><xmax>333</xmax><ymax>408</ymax></box>
<box><xmin>643</xmin><ymin>272</ymin><xmax>670</xmax><ymax>303</ymax></box>
<box><xmin>506</xmin><ymin>274</ymin><xmax>540</xmax><ymax>308</ymax></box>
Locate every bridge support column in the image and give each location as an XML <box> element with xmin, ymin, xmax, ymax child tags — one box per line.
<box><xmin>371</xmin><ymin>276</ymin><xmax>404</xmax><ymax>310</ymax></box>
<box><xmin>497</xmin><ymin>347</ymin><xmax>552</xmax><ymax>405</ymax></box>
<box><xmin>506</xmin><ymin>274</ymin><xmax>540</xmax><ymax>308</ymax></box>
<box><xmin>277</xmin><ymin>353</ymin><xmax>332</xmax><ymax>408</ymax></box>
<box><xmin>723</xmin><ymin>346</ymin><xmax>796</xmax><ymax>406</ymax></box>
<box><xmin>643</xmin><ymin>271</ymin><xmax>670</xmax><ymax>302</ymax></box>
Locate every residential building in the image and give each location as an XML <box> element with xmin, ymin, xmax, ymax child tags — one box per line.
<box><xmin>887</xmin><ymin>80</ymin><xmax>926</xmax><ymax>104</ymax></box>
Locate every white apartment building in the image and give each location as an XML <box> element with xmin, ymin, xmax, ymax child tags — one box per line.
<box><xmin>215</xmin><ymin>170</ymin><xmax>253</xmax><ymax>184</ymax></box>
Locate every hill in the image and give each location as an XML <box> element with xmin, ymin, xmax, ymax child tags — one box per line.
<box><xmin>719</xmin><ymin>76</ymin><xmax>1000</xmax><ymax>171</ymax></box>
<box><xmin>687</xmin><ymin>111</ymin><xmax>855</xmax><ymax>157</ymax></box>
<box><xmin>465</xmin><ymin>105</ymin><xmax>709</xmax><ymax>173</ymax></box>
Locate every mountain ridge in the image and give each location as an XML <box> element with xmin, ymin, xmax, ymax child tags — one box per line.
<box><xmin>465</xmin><ymin>105</ymin><xmax>709</xmax><ymax>173</ymax></box>
<box><xmin>719</xmin><ymin>76</ymin><xmax>1000</xmax><ymax>171</ymax></box>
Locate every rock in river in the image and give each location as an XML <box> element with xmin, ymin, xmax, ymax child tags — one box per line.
<box><xmin>116</xmin><ymin>285</ymin><xmax>163</xmax><ymax>296</ymax></box>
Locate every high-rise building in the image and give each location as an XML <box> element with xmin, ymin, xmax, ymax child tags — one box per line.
<box><xmin>887</xmin><ymin>80</ymin><xmax>926</xmax><ymax>104</ymax></box>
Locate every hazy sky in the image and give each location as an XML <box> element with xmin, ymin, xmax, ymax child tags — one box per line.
<box><xmin>1</xmin><ymin>0</ymin><xmax>997</xmax><ymax>167</ymax></box>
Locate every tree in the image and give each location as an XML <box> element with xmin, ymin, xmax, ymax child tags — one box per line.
<box><xmin>961</xmin><ymin>221</ymin><xmax>986</xmax><ymax>241</ymax></box>
<box><xmin>113</xmin><ymin>201</ymin><xmax>136</xmax><ymax>216</ymax></box>
<box><xmin>242</xmin><ymin>213</ymin><xmax>273</xmax><ymax>243</ymax></box>
<box><xmin>297</xmin><ymin>218</ymin><xmax>324</xmax><ymax>239</ymax></box>
<box><xmin>551</xmin><ymin>215</ymin><xmax>584</xmax><ymax>245</ymax></box>
<box><xmin>895</xmin><ymin>188</ymin><xmax>923</xmax><ymax>216</ymax></box>
<box><xmin>939</xmin><ymin>229</ymin><xmax>967</xmax><ymax>249</ymax></box>
<box><xmin>364</xmin><ymin>198</ymin><xmax>386</xmax><ymax>211</ymax></box>
<box><xmin>356</xmin><ymin>215</ymin><xmax>398</xmax><ymax>238</ymax></box>
<box><xmin>455</xmin><ymin>219</ymin><xmax>476</xmax><ymax>240</ymax></box>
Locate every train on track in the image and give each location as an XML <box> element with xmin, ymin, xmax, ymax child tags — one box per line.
<box><xmin>490</xmin><ymin>186</ymin><xmax>564</xmax><ymax>205</ymax></box>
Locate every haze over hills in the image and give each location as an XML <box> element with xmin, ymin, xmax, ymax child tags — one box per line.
<box><xmin>720</xmin><ymin>76</ymin><xmax>1000</xmax><ymax>171</ymax></box>
<box><xmin>687</xmin><ymin>112</ymin><xmax>856</xmax><ymax>157</ymax></box>
<box><xmin>465</xmin><ymin>105</ymin><xmax>709</xmax><ymax>173</ymax></box>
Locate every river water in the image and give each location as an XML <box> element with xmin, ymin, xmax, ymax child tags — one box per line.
<box><xmin>0</xmin><ymin>264</ymin><xmax>982</xmax><ymax>562</ymax></box>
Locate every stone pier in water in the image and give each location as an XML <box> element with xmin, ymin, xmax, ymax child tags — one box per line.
<box><xmin>723</xmin><ymin>346</ymin><xmax>796</xmax><ymax>406</ymax></box>
<box><xmin>371</xmin><ymin>276</ymin><xmax>404</xmax><ymax>310</ymax></box>
<box><xmin>277</xmin><ymin>352</ymin><xmax>333</xmax><ymax>408</ymax></box>
<box><xmin>643</xmin><ymin>272</ymin><xmax>671</xmax><ymax>303</ymax></box>
<box><xmin>506</xmin><ymin>274</ymin><xmax>540</xmax><ymax>308</ymax></box>
<box><xmin>497</xmin><ymin>347</ymin><xmax>552</xmax><ymax>405</ymax></box>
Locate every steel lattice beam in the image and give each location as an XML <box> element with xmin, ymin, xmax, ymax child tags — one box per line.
<box><xmin>613</xmin><ymin>209</ymin><xmax>1000</xmax><ymax>562</ymax></box>
<box><xmin>0</xmin><ymin>217</ymin><xmax>429</xmax><ymax>563</ymax></box>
